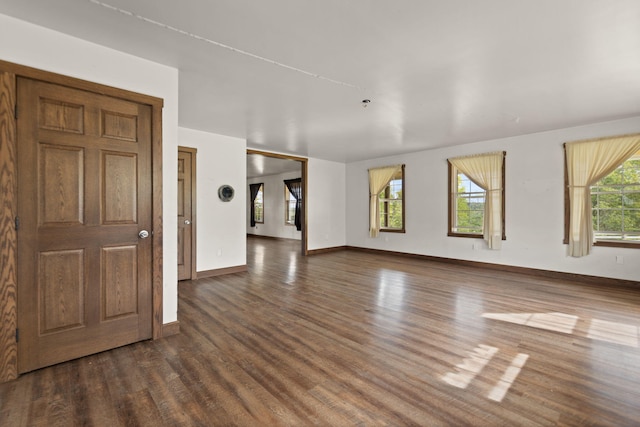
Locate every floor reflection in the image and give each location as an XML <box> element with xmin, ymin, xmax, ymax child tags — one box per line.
<box><xmin>453</xmin><ymin>287</ymin><xmax>485</xmax><ymax>336</ymax></box>
<box><xmin>587</xmin><ymin>318</ymin><xmax>639</xmax><ymax>347</ymax></box>
<box><xmin>251</xmin><ymin>242</ymin><xmax>265</xmax><ymax>273</ymax></box>
<box><xmin>376</xmin><ymin>269</ymin><xmax>406</xmax><ymax>310</ymax></box>
<box><xmin>285</xmin><ymin>251</ymin><xmax>297</xmax><ymax>283</ymax></box>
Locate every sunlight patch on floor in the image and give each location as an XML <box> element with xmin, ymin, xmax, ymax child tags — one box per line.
<box><xmin>487</xmin><ymin>353</ymin><xmax>529</xmax><ymax>402</ymax></box>
<box><xmin>482</xmin><ymin>312</ymin><xmax>578</xmax><ymax>334</ymax></box>
<box><xmin>483</xmin><ymin>312</ymin><xmax>639</xmax><ymax>348</ymax></box>
<box><xmin>441</xmin><ymin>344</ymin><xmax>498</xmax><ymax>389</ymax></box>
<box><xmin>441</xmin><ymin>344</ymin><xmax>530</xmax><ymax>403</ymax></box>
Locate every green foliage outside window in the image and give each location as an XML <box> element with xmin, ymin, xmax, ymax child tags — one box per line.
<box><xmin>285</xmin><ymin>186</ymin><xmax>296</xmax><ymax>225</ymax></box>
<box><xmin>454</xmin><ymin>173</ymin><xmax>485</xmax><ymax>234</ymax></box>
<box><xmin>591</xmin><ymin>156</ymin><xmax>640</xmax><ymax>241</ymax></box>
<box><xmin>379</xmin><ymin>172</ymin><xmax>404</xmax><ymax>230</ymax></box>
<box><xmin>254</xmin><ymin>204</ymin><xmax>263</xmax><ymax>222</ymax></box>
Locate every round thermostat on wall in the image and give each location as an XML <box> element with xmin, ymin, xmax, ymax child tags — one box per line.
<box><xmin>217</xmin><ymin>185</ymin><xmax>235</xmax><ymax>202</ymax></box>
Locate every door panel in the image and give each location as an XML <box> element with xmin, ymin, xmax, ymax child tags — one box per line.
<box><xmin>17</xmin><ymin>77</ymin><xmax>153</xmax><ymax>373</ymax></box>
<box><xmin>102</xmin><ymin>110</ymin><xmax>138</xmax><ymax>141</ymax></box>
<box><xmin>39</xmin><ymin>144</ymin><xmax>84</xmax><ymax>225</ymax></box>
<box><xmin>103</xmin><ymin>152</ymin><xmax>138</xmax><ymax>223</ymax></box>
<box><xmin>102</xmin><ymin>245</ymin><xmax>138</xmax><ymax>319</ymax></box>
<box><xmin>39</xmin><ymin>98</ymin><xmax>84</xmax><ymax>133</ymax></box>
<box><xmin>39</xmin><ymin>249</ymin><xmax>85</xmax><ymax>333</ymax></box>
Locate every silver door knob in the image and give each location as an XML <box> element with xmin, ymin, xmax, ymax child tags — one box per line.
<box><xmin>138</xmin><ymin>230</ymin><xmax>150</xmax><ymax>239</ymax></box>
<box><xmin>184</xmin><ymin>219</ymin><xmax>191</xmax><ymax>225</ymax></box>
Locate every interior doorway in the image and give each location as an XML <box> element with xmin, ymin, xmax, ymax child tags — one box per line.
<box><xmin>246</xmin><ymin>150</ymin><xmax>308</xmax><ymax>256</ymax></box>
<box><xmin>178</xmin><ymin>146</ymin><xmax>197</xmax><ymax>280</ymax></box>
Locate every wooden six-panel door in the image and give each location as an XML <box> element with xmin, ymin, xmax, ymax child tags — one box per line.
<box><xmin>16</xmin><ymin>77</ymin><xmax>153</xmax><ymax>373</ymax></box>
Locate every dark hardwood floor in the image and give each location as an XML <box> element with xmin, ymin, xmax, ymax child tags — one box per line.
<box><xmin>2</xmin><ymin>236</ymin><xmax>640</xmax><ymax>426</ymax></box>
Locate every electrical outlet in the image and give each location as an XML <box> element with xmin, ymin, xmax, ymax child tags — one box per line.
<box><xmin>217</xmin><ymin>249</ymin><xmax>222</xmax><ymax>257</ymax></box>
<box><xmin>616</xmin><ymin>255</ymin><xmax>624</xmax><ymax>265</ymax></box>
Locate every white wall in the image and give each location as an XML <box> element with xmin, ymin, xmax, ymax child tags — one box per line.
<box><xmin>247</xmin><ymin>172</ymin><xmax>302</xmax><ymax>240</ymax></box>
<box><xmin>346</xmin><ymin>117</ymin><xmax>640</xmax><ymax>281</ymax></box>
<box><xmin>308</xmin><ymin>158</ymin><xmax>347</xmax><ymax>251</ymax></box>
<box><xmin>179</xmin><ymin>128</ymin><xmax>247</xmax><ymax>272</ymax></box>
<box><xmin>1</xmin><ymin>14</ymin><xmax>180</xmax><ymax>323</ymax></box>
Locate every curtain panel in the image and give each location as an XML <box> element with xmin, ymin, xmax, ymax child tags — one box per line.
<box><xmin>284</xmin><ymin>178</ymin><xmax>303</xmax><ymax>231</ymax></box>
<box><xmin>249</xmin><ymin>183</ymin><xmax>262</xmax><ymax>227</ymax></box>
<box><xmin>565</xmin><ymin>134</ymin><xmax>640</xmax><ymax>257</ymax></box>
<box><xmin>368</xmin><ymin>165</ymin><xmax>403</xmax><ymax>238</ymax></box>
<box><xmin>449</xmin><ymin>152</ymin><xmax>505</xmax><ymax>249</ymax></box>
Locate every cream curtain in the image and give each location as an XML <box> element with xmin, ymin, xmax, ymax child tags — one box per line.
<box><xmin>369</xmin><ymin>165</ymin><xmax>402</xmax><ymax>237</ymax></box>
<box><xmin>565</xmin><ymin>134</ymin><xmax>640</xmax><ymax>257</ymax></box>
<box><xmin>449</xmin><ymin>152</ymin><xmax>505</xmax><ymax>249</ymax></box>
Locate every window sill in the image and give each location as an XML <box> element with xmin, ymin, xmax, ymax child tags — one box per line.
<box><xmin>594</xmin><ymin>240</ymin><xmax>640</xmax><ymax>249</ymax></box>
<box><xmin>380</xmin><ymin>229</ymin><xmax>405</xmax><ymax>233</ymax></box>
<box><xmin>562</xmin><ymin>239</ymin><xmax>639</xmax><ymax>249</ymax></box>
<box><xmin>448</xmin><ymin>232</ymin><xmax>507</xmax><ymax>240</ymax></box>
<box><xmin>448</xmin><ymin>232</ymin><xmax>483</xmax><ymax>239</ymax></box>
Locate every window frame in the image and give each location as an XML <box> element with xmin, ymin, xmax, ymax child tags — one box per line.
<box><xmin>447</xmin><ymin>159</ymin><xmax>506</xmax><ymax>239</ymax></box>
<box><xmin>253</xmin><ymin>183</ymin><xmax>264</xmax><ymax>224</ymax></box>
<box><xmin>378</xmin><ymin>164</ymin><xmax>405</xmax><ymax>233</ymax></box>
<box><xmin>284</xmin><ymin>184</ymin><xmax>296</xmax><ymax>226</ymax></box>
<box><xmin>564</xmin><ymin>149</ymin><xmax>640</xmax><ymax>248</ymax></box>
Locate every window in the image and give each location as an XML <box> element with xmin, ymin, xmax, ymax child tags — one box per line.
<box><xmin>450</xmin><ymin>167</ymin><xmax>485</xmax><ymax>235</ymax></box>
<box><xmin>564</xmin><ymin>135</ymin><xmax>640</xmax><ymax>255</ymax></box>
<box><xmin>253</xmin><ymin>184</ymin><xmax>264</xmax><ymax>224</ymax></box>
<box><xmin>378</xmin><ymin>165</ymin><xmax>405</xmax><ymax>232</ymax></box>
<box><xmin>284</xmin><ymin>185</ymin><xmax>296</xmax><ymax>225</ymax></box>
<box><xmin>447</xmin><ymin>152</ymin><xmax>506</xmax><ymax>248</ymax></box>
<box><xmin>590</xmin><ymin>151</ymin><xmax>640</xmax><ymax>243</ymax></box>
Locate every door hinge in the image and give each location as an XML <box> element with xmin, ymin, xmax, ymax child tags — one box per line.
<box><xmin>14</xmin><ymin>104</ymin><xmax>17</xmax><ymax>119</ymax></box>
<box><xmin>15</xmin><ymin>216</ymin><xmax>20</xmax><ymax>231</ymax></box>
<box><xmin>15</xmin><ymin>328</ymin><xmax>19</xmax><ymax>343</ymax></box>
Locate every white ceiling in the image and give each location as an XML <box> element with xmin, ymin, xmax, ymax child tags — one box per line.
<box><xmin>246</xmin><ymin>154</ymin><xmax>300</xmax><ymax>179</ymax></box>
<box><xmin>2</xmin><ymin>0</ymin><xmax>640</xmax><ymax>167</ymax></box>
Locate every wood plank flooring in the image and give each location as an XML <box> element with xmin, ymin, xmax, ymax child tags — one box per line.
<box><xmin>1</xmin><ymin>236</ymin><xmax>640</xmax><ymax>426</ymax></box>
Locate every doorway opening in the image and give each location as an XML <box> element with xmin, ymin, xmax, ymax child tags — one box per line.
<box><xmin>178</xmin><ymin>146</ymin><xmax>197</xmax><ymax>280</ymax></box>
<box><xmin>246</xmin><ymin>150</ymin><xmax>308</xmax><ymax>256</ymax></box>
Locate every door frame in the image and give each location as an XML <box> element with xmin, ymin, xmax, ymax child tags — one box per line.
<box><xmin>178</xmin><ymin>146</ymin><xmax>197</xmax><ymax>280</ymax></box>
<box><xmin>0</xmin><ymin>60</ymin><xmax>164</xmax><ymax>382</ymax></box>
<box><xmin>246</xmin><ymin>149</ymin><xmax>308</xmax><ymax>256</ymax></box>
